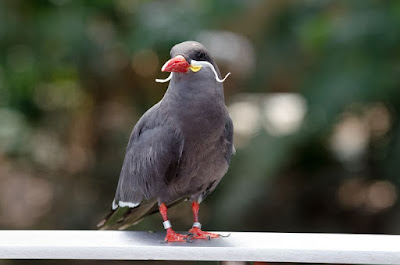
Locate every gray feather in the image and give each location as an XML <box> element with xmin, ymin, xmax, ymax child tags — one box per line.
<box><xmin>223</xmin><ymin>118</ymin><xmax>234</xmax><ymax>164</ymax></box>
<box><xmin>99</xmin><ymin>41</ymin><xmax>234</xmax><ymax>230</ymax></box>
<box><xmin>114</xmin><ymin>102</ymin><xmax>184</xmax><ymax>205</ymax></box>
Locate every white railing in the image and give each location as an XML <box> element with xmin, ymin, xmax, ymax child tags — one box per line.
<box><xmin>0</xmin><ymin>231</ymin><xmax>400</xmax><ymax>264</ymax></box>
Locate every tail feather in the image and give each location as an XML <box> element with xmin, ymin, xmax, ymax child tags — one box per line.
<box><xmin>97</xmin><ymin>198</ymin><xmax>187</xmax><ymax>230</ymax></box>
<box><xmin>97</xmin><ymin>199</ymin><xmax>157</xmax><ymax>230</ymax></box>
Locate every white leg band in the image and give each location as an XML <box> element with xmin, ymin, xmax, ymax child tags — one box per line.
<box><xmin>192</xmin><ymin>222</ymin><xmax>202</xmax><ymax>229</ymax></box>
<box><xmin>163</xmin><ymin>220</ymin><xmax>172</xmax><ymax>229</ymax></box>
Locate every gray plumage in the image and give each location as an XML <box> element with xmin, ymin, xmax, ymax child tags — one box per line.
<box><xmin>99</xmin><ymin>41</ymin><xmax>233</xmax><ymax>230</ymax></box>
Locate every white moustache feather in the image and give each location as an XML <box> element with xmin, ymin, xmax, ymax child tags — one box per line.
<box><xmin>156</xmin><ymin>60</ymin><xmax>230</xmax><ymax>83</ymax></box>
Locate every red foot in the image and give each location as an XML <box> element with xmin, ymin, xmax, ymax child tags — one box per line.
<box><xmin>165</xmin><ymin>228</ymin><xmax>187</xmax><ymax>242</ymax></box>
<box><xmin>188</xmin><ymin>227</ymin><xmax>220</xmax><ymax>240</ymax></box>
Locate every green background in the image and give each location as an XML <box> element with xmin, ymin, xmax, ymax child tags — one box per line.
<box><xmin>1</xmin><ymin>0</ymin><xmax>400</xmax><ymax>264</ymax></box>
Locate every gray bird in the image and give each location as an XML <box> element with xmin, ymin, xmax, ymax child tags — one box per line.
<box><xmin>98</xmin><ymin>41</ymin><xmax>234</xmax><ymax>242</ymax></box>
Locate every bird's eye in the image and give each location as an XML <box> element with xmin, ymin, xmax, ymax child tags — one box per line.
<box><xmin>196</xmin><ymin>51</ymin><xmax>206</xmax><ymax>60</ymax></box>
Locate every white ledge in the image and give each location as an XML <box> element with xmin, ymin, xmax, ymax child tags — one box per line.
<box><xmin>0</xmin><ymin>230</ymin><xmax>400</xmax><ymax>263</ymax></box>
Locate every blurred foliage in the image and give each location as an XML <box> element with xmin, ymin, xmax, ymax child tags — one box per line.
<box><xmin>1</xmin><ymin>0</ymin><xmax>400</xmax><ymax>264</ymax></box>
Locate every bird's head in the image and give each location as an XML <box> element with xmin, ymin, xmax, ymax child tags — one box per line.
<box><xmin>162</xmin><ymin>41</ymin><xmax>214</xmax><ymax>73</ymax></box>
<box><xmin>157</xmin><ymin>41</ymin><xmax>230</xmax><ymax>83</ymax></box>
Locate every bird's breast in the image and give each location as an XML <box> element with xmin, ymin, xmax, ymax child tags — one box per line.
<box><xmin>163</xmin><ymin>83</ymin><xmax>229</xmax><ymax>151</ymax></box>
<box><xmin>177</xmin><ymin>101</ymin><xmax>226</xmax><ymax>139</ymax></box>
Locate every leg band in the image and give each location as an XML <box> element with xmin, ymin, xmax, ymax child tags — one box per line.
<box><xmin>163</xmin><ymin>220</ymin><xmax>172</xmax><ymax>229</ymax></box>
<box><xmin>192</xmin><ymin>222</ymin><xmax>202</xmax><ymax>229</ymax></box>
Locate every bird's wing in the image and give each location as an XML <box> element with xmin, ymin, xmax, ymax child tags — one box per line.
<box><xmin>98</xmin><ymin>104</ymin><xmax>184</xmax><ymax>230</ymax></box>
<box><xmin>114</xmin><ymin>105</ymin><xmax>184</xmax><ymax>206</ymax></box>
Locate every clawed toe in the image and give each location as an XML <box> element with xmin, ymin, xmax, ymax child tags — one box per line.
<box><xmin>164</xmin><ymin>230</ymin><xmax>188</xmax><ymax>243</ymax></box>
<box><xmin>188</xmin><ymin>227</ymin><xmax>221</xmax><ymax>240</ymax></box>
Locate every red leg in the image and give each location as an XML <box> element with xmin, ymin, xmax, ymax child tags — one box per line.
<box><xmin>188</xmin><ymin>202</ymin><xmax>221</xmax><ymax>240</ymax></box>
<box><xmin>159</xmin><ymin>203</ymin><xmax>187</xmax><ymax>242</ymax></box>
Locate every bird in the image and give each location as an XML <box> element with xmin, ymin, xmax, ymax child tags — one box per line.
<box><xmin>98</xmin><ymin>41</ymin><xmax>234</xmax><ymax>243</ymax></box>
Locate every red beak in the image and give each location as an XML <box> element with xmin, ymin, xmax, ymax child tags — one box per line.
<box><xmin>161</xmin><ymin>55</ymin><xmax>190</xmax><ymax>73</ymax></box>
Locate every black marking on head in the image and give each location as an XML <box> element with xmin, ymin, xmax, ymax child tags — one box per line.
<box><xmin>195</xmin><ymin>50</ymin><xmax>207</xmax><ymax>61</ymax></box>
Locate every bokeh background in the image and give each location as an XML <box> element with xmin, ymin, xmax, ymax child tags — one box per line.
<box><xmin>1</xmin><ymin>0</ymin><xmax>400</xmax><ymax>264</ymax></box>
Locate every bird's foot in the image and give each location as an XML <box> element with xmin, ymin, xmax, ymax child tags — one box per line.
<box><xmin>188</xmin><ymin>227</ymin><xmax>221</xmax><ymax>240</ymax></box>
<box><xmin>165</xmin><ymin>229</ymin><xmax>188</xmax><ymax>243</ymax></box>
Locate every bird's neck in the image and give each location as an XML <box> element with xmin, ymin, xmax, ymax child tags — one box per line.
<box><xmin>165</xmin><ymin>73</ymin><xmax>225</xmax><ymax>103</ymax></box>
<box><xmin>162</xmin><ymin>76</ymin><xmax>228</xmax><ymax>133</ymax></box>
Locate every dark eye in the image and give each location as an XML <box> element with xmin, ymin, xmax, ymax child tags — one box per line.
<box><xmin>196</xmin><ymin>51</ymin><xmax>206</xmax><ymax>60</ymax></box>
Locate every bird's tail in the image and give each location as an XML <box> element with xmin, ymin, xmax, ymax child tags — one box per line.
<box><xmin>97</xmin><ymin>198</ymin><xmax>186</xmax><ymax>230</ymax></box>
<box><xmin>97</xmin><ymin>199</ymin><xmax>158</xmax><ymax>230</ymax></box>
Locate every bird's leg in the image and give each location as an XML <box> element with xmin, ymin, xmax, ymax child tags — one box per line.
<box><xmin>159</xmin><ymin>203</ymin><xmax>187</xmax><ymax>242</ymax></box>
<box><xmin>188</xmin><ymin>202</ymin><xmax>220</xmax><ymax>240</ymax></box>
